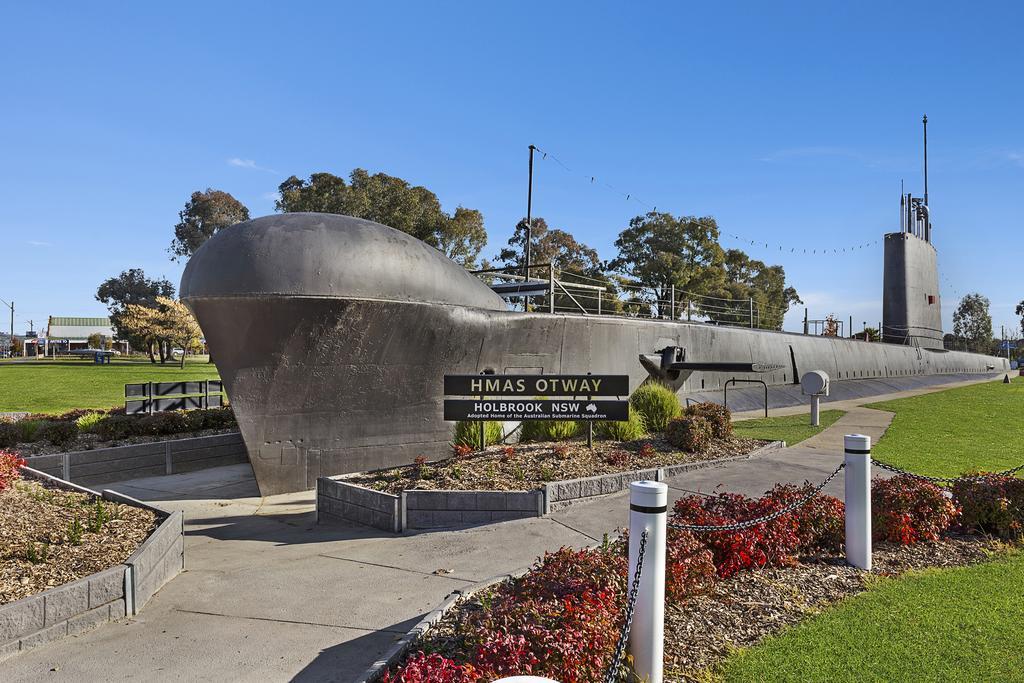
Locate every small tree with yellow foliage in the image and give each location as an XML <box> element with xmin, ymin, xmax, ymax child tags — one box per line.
<box><xmin>120</xmin><ymin>297</ymin><xmax>202</xmax><ymax>367</ymax></box>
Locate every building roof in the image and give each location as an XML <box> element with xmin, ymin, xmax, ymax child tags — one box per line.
<box><xmin>48</xmin><ymin>317</ymin><xmax>111</xmax><ymax>327</ymax></box>
<box><xmin>46</xmin><ymin>316</ymin><xmax>115</xmax><ymax>342</ymax></box>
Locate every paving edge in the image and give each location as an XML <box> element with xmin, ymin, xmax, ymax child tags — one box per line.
<box><xmin>0</xmin><ymin>467</ymin><xmax>184</xmax><ymax>662</ymax></box>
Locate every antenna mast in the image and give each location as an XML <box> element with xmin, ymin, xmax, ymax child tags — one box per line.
<box><xmin>922</xmin><ymin>114</ymin><xmax>928</xmax><ymax>207</ymax></box>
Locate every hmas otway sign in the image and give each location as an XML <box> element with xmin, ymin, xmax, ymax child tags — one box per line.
<box><xmin>443</xmin><ymin>374</ymin><xmax>629</xmax><ymax>421</ymax></box>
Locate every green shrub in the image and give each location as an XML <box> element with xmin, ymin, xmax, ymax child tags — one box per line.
<box><xmin>75</xmin><ymin>412</ymin><xmax>105</xmax><ymax>433</ymax></box>
<box><xmin>18</xmin><ymin>419</ymin><xmax>47</xmax><ymax>443</ymax></box>
<box><xmin>0</xmin><ymin>421</ymin><xmax>20</xmax><ymax>448</ymax></box>
<box><xmin>595</xmin><ymin>407</ymin><xmax>647</xmax><ymax>441</ymax></box>
<box><xmin>452</xmin><ymin>420</ymin><xmax>504</xmax><ymax>448</ymax></box>
<box><xmin>38</xmin><ymin>421</ymin><xmax>79</xmax><ymax>448</ymax></box>
<box><xmin>629</xmin><ymin>382</ymin><xmax>681</xmax><ymax>433</ymax></box>
<box><xmin>684</xmin><ymin>402</ymin><xmax>733</xmax><ymax>439</ymax></box>
<box><xmin>196</xmin><ymin>406</ymin><xmax>237</xmax><ymax>430</ymax></box>
<box><xmin>94</xmin><ymin>415</ymin><xmax>140</xmax><ymax>441</ymax></box>
<box><xmin>666</xmin><ymin>416</ymin><xmax>713</xmax><ymax>452</ymax></box>
<box><xmin>521</xmin><ymin>419</ymin><xmax>579</xmax><ymax>443</ymax></box>
<box><xmin>144</xmin><ymin>411</ymin><xmax>190</xmax><ymax>435</ymax></box>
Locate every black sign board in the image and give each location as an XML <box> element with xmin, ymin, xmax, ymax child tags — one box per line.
<box><xmin>444</xmin><ymin>399</ymin><xmax>629</xmax><ymax>422</ymax></box>
<box><xmin>444</xmin><ymin>374</ymin><xmax>629</xmax><ymax>397</ymax></box>
<box><xmin>125</xmin><ymin>380</ymin><xmax>224</xmax><ymax>398</ymax></box>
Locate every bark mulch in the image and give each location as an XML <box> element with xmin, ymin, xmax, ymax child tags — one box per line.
<box><xmin>0</xmin><ymin>478</ymin><xmax>157</xmax><ymax>605</ymax></box>
<box><xmin>346</xmin><ymin>435</ymin><xmax>767</xmax><ymax>494</ymax></box>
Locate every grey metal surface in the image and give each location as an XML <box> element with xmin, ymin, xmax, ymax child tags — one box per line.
<box><xmin>180</xmin><ymin>212</ymin><xmax>506</xmax><ymax>311</ymax></box>
<box><xmin>882</xmin><ymin>231</ymin><xmax>943</xmax><ymax>348</ymax></box>
<box><xmin>181</xmin><ymin>213</ymin><xmax>1008</xmax><ymax>495</ymax></box>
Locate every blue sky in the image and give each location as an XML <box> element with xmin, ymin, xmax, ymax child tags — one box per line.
<box><xmin>2</xmin><ymin>2</ymin><xmax>1022</xmax><ymax>337</ymax></box>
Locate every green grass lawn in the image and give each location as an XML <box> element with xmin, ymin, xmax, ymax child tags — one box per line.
<box><xmin>720</xmin><ymin>550</ymin><xmax>1024</xmax><ymax>682</ymax></box>
<box><xmin>866</xmin><ymin>376</ymin><xmax>1024</xmax><ymax>477</ymax></box>
<box><xmin>732</xmin><ymin>410</ymin><xmax>844</xmax><ymax>446</ymax></box>
<box><xmin>0</xmin><ymin>357</ymin><xmax>220</xmax><ymax>414</ymax></box>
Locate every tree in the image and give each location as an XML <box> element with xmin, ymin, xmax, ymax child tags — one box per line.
<box><xmin>434</xmin><ymin>207</ymin><xmax>487</xmax><ymax>268</ymax></box>
<box><xmin>609</xmin><ymin>212</ymin><xmax>725</xmax><ymax>318</ymax></box>
<box><xmin>496</xmin><ymin>217</ymin><xmax>617</xmax><ymax>313</ymax></box>
<box><xmin>96</xmin><ymin>269</ymin><xmax>176</xmax><ymax>360</ymax></box>
<box><xmin>953</xmin><ymin>293</ymin><xmax>993</xmax><ymax>354</ymax></box>
<box><xmin>705</xmin><ymin>250</ymin><xmax>802</xmax><ymax>330</ymax></box>
<box><xmin>120</xmin><ymin>297</ymin><xmax>202</xmax><ymax>368</ymax></box>
<box><xmin>86</xmin><ymin>332</ymin><xmax>111</xmax><ymax>350</ymax></box>
<box><xmin>822</xmin><ymin>314</ymin><xmax>840</xmax><ymax>337</ymax></box>
<box><xmin>169</xmin><ymin>189</ymin><xmax>250</xmax><ymax>261</ymax></box>
<box><xmin>863</xmin><ymin>326</ymin><xmax>880</xmax><ymax>342</ymax></box>
<box><xmin>277</xmin><ymin>169</ymin><xmax>488</xmax><ymax>267</ymax></box>
<box><xmin>1016</xmin><ymin>300</ymin><xmax>1024</xmax><ymax>337</ymax></box>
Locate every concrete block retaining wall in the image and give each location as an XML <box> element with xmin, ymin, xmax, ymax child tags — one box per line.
<box><xmin>24</xmin><ymin>432</ymin><xmax>247</xmax><ymax>487</ymax></box>
<box><xmin>1</xmin><ymin>468</ymin><xmax>184</xmax><ymax>662</ymax></box>
<box><xmin>317</xmin><ymin>441</ymin><xmax>784</xmax><ymax>532</ymax></box>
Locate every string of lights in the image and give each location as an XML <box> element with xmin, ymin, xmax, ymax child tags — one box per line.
<box><xmin>533</xmin><ymin>144</ymin><xmax>884</xmax><ymax>257</ymax></box>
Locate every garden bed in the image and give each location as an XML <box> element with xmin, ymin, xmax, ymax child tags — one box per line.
<box><xmin>1</xmin><ymin>477</ymin><xmax>157</xmax><ymax>606</ymax></box>
<box><xmin>346</xmin><ymin>435</ymin><xmax>767</xmax><ymax>494</ymax></box>
<box><xmin>0</xmin><ymin>406</ymin><xmax>237</xmax><ymax>457</ymax></box>
<box><xmin>372</xmin><ymin>470</ymin><xmax>1024</xmax><ymax>682</ymax></box>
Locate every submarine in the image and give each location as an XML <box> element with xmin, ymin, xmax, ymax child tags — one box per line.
<box><xmin>180</xmin><ymin>212</ymin><xmax>1007</xmax><ymax>495</ymax></box>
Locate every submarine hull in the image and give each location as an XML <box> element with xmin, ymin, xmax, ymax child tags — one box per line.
<box><xmin>190</xmin><ymin>294</ymin><xmax>1007</xmax><ymax>495</ymax></box>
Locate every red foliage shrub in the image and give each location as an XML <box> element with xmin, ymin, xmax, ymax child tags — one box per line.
<box><xmin>638</xmin><ymin>442</ymin><xmax>656</xmax><ymax>459</ymax></box>
<box><xmin>464</xmin><ymin>547</ymin><xmax>626</xmax><ymax>682</ymax></box>
<box><xmin>382</xmin><ymin>652</ymin><xmax>480</xmax><ymax>682</ymax></box>
<box><xmin>552</xmin><ymin>444</ymin><xmax>570</xmax><ymax>459</ymax></box>
<box><xmin>764</xmin><ymin>482</ymin><xmax>846</xmax><ymax>551</ymax></box>
<box><xmin>0</xmin><ymin>450</ymin><xmax>26</xmax><ymax>492</ymax></box>
<box><xmin>665</xmin><ymin>416</ymin><xmax>713</xmax><ymax>453</ymax></box>
<box><xmin>672</xmin><ymin>492</ymin><xmax>800</xmax><ymax>577</ymax></box>
<box><xmin>952</xmin><ymin>474</ymin><xmax>1024</xmax><ymax>539</ymax></box>
<box><xmin>872</xmin><ymin>475</ymin><xmax>959</xmax><ymax>544</ymax></box>
<box><xmin>500</xmin><ymin>446</ymin><xmax>515</xmax><ymax>462</ymax></box>
<box><xmin>684</xmin><ymin>401</ymin><xmax>733</xmax><ymax>439</ymax></box>
<box><xmin>663</xmin><ymin>528</ymin><xmax>717</xmax><ymax>601</ymax></box>
<box><xmin>452</xmin><ymin>444</ymin><xmax>473</xmax><ymax>459</ymax></box>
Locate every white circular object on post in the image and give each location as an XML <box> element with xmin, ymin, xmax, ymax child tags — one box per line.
<box><xmin>800</xmin><ymin>370</ymin><xmax>830</xmax><ymax>396</ymax></box>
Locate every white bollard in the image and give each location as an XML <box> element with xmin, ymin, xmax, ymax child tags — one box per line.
<box><xmin>810</xmin><ymin>394</ymin><xmax>821</xmax><ymax>426</ymax></box>
<box><xmin>844</xmin><ymin>434</ymin><xmax>872</xmax><ymax>570</ymax></box>
<box><xmin>628</xmin><ymin>480</ymin><xmax>667</xmax><ymax>683</ymax></box>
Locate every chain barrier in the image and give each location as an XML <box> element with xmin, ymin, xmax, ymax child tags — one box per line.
<box><xmin>870</xmin><ymin>459</ymin><xmax>1024</xmax><ymax>485</ymax></box>
<box><xmin>668</xmin><ymin>463</ymin><xmax>846</xmax><ymax>533</ymax></box>
<box><xmin>604</xmin><ymin>529</ymin><xmax>647</xmax><ymax>683</ymax></box>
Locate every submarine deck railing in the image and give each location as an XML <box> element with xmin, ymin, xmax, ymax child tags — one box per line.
<box><xmin>472</xmin><ymin>264</ymin><xmax>791</xmax><ymax>331</ymax></box>
<box><xmin>472</xmin><ymin>267</ymin><xmax>991</xmax><ymax>351</ymax></box>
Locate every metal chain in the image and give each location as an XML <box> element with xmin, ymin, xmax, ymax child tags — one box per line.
<box><xmin>870</xmin><ymin>459</ymin><xmax>1024</xmax><ymax>485</ymax></box>
<box><xmin>669</xmin><ymin>463</ymin><xmax>846</xmax><ymax>533</ymax></box>
<box><xmin>604</xmin><ymin>529</ymin><xmax>647</xmax><ymax>683</ymax></box>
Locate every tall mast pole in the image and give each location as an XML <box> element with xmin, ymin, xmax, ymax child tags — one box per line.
<box><xmin>922</xmin><ymin>115</ymin><xmax>928</xmax><ymax>207</ymax></box>
<box><xmin>525</xmin><ymin>144</ymin><xmax>536</xmax><ymax>281</ymax></box>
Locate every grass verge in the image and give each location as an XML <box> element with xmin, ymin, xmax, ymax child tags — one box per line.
<box><xmin>731</xmin><ymin>410</ymin><xmax>844</xmax><ymax>446</ymax></box>
<box><xmin>719</xmin><ymin>549</ymin><xmax>1024</xmax><ymax>682</ymax></box>
<box><xmin>0</xmin><ymin>358</ymin><xmax>220</xmax><ymax>414</ymax></box>
<box><xmin>867</xmin><ymin>376</ymin><xmax>1024</xmax><ymax>477</ymax></box>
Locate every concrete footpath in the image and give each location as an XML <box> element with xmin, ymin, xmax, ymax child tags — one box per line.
<box><xmin>0</xmin><ymin>377</ymin><xmax>994</xmax><ymax>682</ymax></box>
